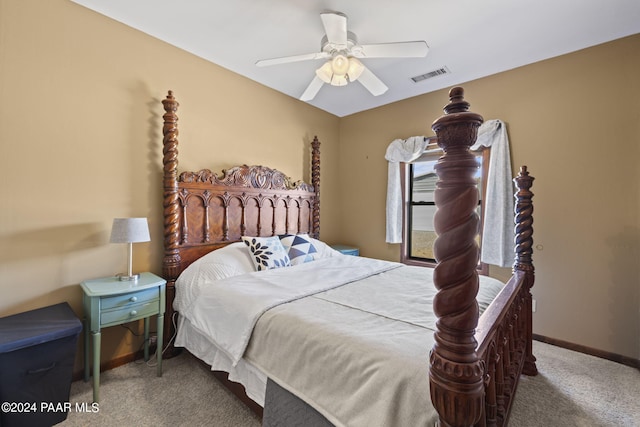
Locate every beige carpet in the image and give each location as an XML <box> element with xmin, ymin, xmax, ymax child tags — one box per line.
<box><xmin>509</xmin><ymin>341</ymin><xmax>639</xmax><ymax>426</ymax></box>
<box><xmin>61</xmin><ymin>353</ymin><xmax>261</xmax><ymax>427</ymax></box>
<box><xmin>60</xmin><ymin>341</ymin><xmax>639</xmax><ymax>426</ymax></box>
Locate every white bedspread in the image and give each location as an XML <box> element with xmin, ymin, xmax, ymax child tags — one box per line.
<box><xmin>246</xmin><ymin>262</ymin><xmax>503</xmax><ymax>427</ymax></box>
<box><xmin>174</xmin><ymin>255</ymin><xmax>402</xmax><ymax>365</ymax></box>
<box><xmin>175</xmin><ymin>255</ymin><xmax>505</xmax><ymax>427</ymax></box>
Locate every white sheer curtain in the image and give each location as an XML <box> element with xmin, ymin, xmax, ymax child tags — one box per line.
<box><xmin>384</xmin><ymin>136</ymin><xmax>428</xmax><ymax>244</ymax></box>
<box><xmin>471</xmin><ymin>120</ymin><xmax>514</xmax><ymax>268</ymax></box>
<box><xmin>385</xmin><ymin>120</ymin><xmax>514</xmax><ymax>267</ymax></box>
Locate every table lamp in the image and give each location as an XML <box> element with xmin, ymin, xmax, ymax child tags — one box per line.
<box><xmin>109</xmin><ymin>217</ymin><xmax>150</xmax><ymax>281</ymax></box>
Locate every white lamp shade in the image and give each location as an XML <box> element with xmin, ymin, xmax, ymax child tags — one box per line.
<box><xmin>331</xmin><ymin>54</ymin><xmax>350</xmax><ymax>75</ymax></box>
<box><xmin>315</xmin><ymin>61</ymin><xmax>333</xmax><ymax>84</ymax></box>
<box><xmin>110</xmin><ymin>218</ymin><xmax>150</xmax><ymax>243</ymax></box>
<box><xmin>347</xmin><ymin>57</ymin><xmax>364</xmax><ymax>81</ymax></box>
<box><xmin>330</xmin><ymin>74</ymin><xmax>348</xmax><ymax>86</ymax></box>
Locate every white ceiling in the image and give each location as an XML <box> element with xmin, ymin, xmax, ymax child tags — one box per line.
<box><xmin>70</xmin><ymin>0</ymin><xmax>640</xmax><ymax>117</ymax></box>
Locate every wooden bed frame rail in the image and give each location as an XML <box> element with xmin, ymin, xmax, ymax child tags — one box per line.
<box><xmin>429</xmin><ymin>88</ymin><xmax>536</xmax><ymax>427</ymax></box>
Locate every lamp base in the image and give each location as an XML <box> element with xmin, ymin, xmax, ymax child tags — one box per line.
<box><xmin>116</xmin><ymin>273</ymin><xmax>140</xmax><ymax>282</ymax></box>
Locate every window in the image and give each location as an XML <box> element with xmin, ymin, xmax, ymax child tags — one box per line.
<box><xmin>401</xmin><ymin>138</ymin><xmax>489</xmax><ymax>273</ymax></box>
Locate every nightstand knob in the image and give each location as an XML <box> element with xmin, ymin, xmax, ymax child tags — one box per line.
<box><xmin>130</xmin><ymin>310</ymin><xmax>137</xmax><ymax>316</ymax></box>
<box><xmin>130</xmin><ymin>296</ymin><xmax>138</xmax><ymax>302</ymax></box>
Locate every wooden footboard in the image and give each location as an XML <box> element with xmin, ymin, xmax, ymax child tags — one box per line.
<box><xmin>429</xmin><ymin>88</ymin><xmax>537</xmax><ymax>427</ymax></box>
<box><xmin>474</xmin><ymin>166</ymin><xmax>537</xmax><ymax>427</ymax></box>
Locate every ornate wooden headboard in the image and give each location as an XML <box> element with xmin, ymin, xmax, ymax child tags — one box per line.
<box><xmin>160</xmin><ymin>91</ymin><xmax>321</xmax><ymax>344</ymax></box>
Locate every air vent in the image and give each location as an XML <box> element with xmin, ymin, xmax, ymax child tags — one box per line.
<box><xmin>411</xmin><ymin>67</ymin><xmax>450</xmax><ymax>83</ymax></box>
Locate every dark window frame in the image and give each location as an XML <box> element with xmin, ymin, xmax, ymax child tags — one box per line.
<box><xmin>400</xmin><ymin>137</ymin><xmax>489</xmax><ymax>275</ymax></box>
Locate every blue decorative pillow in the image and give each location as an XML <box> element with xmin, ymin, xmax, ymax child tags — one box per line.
<box><xmin>242</xmin><ymin>236</ymin><xmax>291</xmax><ymax>271</ymax></box>
<box><xmin>279</xmin><ymin>234</ymin><xmax>318</xmax><ymax>265</ymax></box>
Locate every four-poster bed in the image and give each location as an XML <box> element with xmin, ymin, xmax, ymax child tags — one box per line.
<box><xmin>160</xmin><ymin>87</ymin><xmax>537</xmax><ymax>426</ymax></box>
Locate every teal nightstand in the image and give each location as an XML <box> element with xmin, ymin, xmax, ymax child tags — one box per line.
<box><xmin>331</xmin><ymin>245</ymin><xmax>360</xmax><ymax>256</ymax></box>
<box><xmin>81</xmin><ymin>272</ymin><xmax>166</xmax><ymax>403</ymax></box>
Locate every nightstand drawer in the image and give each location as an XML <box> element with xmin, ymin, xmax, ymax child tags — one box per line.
<box><xmin>101</xmin><ymin>287</ymin><xmax>159</xmax><ymax>310</ymax></box>
<box><xmin>101</xmin><ymin>301</ymin><xmax>159</xmax><ymax>326</ymax></box>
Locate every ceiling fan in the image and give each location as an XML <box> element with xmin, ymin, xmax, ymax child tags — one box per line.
<box><xmin>255</xmin><ymin>12</ymin><xmax>429</xmax><ymax>101</ymax></box>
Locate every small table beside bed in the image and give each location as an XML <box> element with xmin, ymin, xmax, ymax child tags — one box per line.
<box><xmin>160</xmin><ymin>87</ymin><xmax>537</xmax><ymax>427</ymax></box>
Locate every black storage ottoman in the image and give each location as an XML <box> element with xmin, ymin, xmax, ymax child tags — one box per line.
<box><xmin>0</xmin><ymin>302</ymin><xmax>82</xmax><ymax>427</ymax></box>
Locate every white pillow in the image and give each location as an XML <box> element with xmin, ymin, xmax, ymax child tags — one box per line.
<box><xmin>180</xmin><ymin>242</ymin><xmax>256</xmax><ymax>283</ymax></box>
<box><xmin>242</xmin><ymin>236</ymin><xmax>291</xmax><ymax>271</ymax></box>
<box><xmin>308</xmin><ymin>237</ymin><xmax>343</xmax><ymax>258</ymax></box>
<box><xmin>279</xmin><ymin>233</ymin><xmax>318</xmax><ymax>265</ymax></box>
<box><xmin>174</xmin><ymin>242</ymin><xmax>256</xmax><ymax>311</ymax></box>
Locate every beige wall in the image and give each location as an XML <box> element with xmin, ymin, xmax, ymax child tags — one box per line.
<box><xmin>340</xmin><ymin>35</ymin><xmax>640</xmax><ymax>360</ymax></box>
<box><xmin>1</xmin><ymin>0</ymin><xmax>638</xmax><ymax>369</ymax></box>
<box><xmin>0</xmin><ymin>0</ymin><xmax>340</xmax><ymax>369</ymax></box>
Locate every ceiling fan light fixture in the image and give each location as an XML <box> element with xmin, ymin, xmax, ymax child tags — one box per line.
<box><xmin>316</xmin><ymin>56</ymin><xmax>364</xmax><ymax>87</ymax></box>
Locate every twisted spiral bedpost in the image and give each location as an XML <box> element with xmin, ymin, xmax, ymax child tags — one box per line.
<box><xmin>513</xmin><ymin>166</ymin><xmax>534</xmax><ymax>273</ymax></box>
<box><xmin>162</xmin><ymin>91</ymin><xmax>181</xmax><ymax>353</ymax></box>
<box><xmin>513</xmin><ymin>166</ymin><xmax>538</xmax><ymax>375</ymax></box>
<box><xmin>311</xmin><ymin>136</ymin><xmax>321</xmax><ymax>238</ymax></box>
<box><xmin>429</xmin><ymin>87</ymin><xmax>485</xmax><ymax>427</ymax></box>
<box><xmin>162</xmin><ymin>91</ymin><xmax>181</xmax><ymax>279</ymax></box>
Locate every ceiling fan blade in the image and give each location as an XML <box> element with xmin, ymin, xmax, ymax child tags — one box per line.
<box><xmin>357</xmin><ymin>66</ymin><xmax>388</xmax><ymax>96</ymax></box>
<box><xmin>256</xmin><ymin>52</ymin><xmax>329</xmax><ymax>67</ymax></box>
<box><xmin>355</xmin><ymin>41</ymin><xmax>429</xmax><ymax>58</ymax></box>
<box><xmin>300</xmin><ymin>76</ymin><xmax>325</xmax><ymax>101</ymax></box>
<box><xmin>320</xmin><ymin>12</ymin><xmax>348</xmax><ymax>46</ymax></box>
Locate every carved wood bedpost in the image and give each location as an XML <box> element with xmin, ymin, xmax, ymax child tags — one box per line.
<box><xmin>311</xmin><ymin>135</ymin><xmax>321</xmax><ymax>238</ymax></box>
<box><xmin>429</xmin><ymin>87</ymin><xmax>485</xmax><ymax>427</ymax></box>
<box><xmin>513</xmin><ymin>166</ymin><xmax>538</xmax><ymax>376</ymax></box>
<box><xmin>162</xmin><ymin>90</ymin><xmax>181</xmax><ymax>349</ymax></box>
